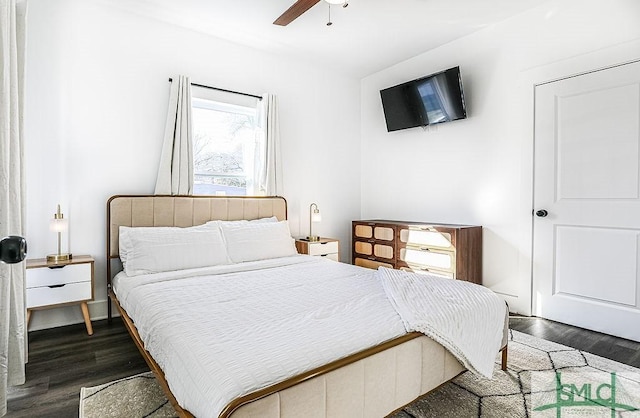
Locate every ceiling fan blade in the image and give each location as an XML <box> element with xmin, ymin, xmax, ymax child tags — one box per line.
<box><xmin>273</xmin><ymin>0</ymin><xmax>321</xmax><ymax>26</ymax></box>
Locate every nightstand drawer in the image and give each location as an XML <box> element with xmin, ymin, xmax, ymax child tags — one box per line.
<box><xmin>26</xmin><ymin>262</ymin><xmax>91</xmax><ymax>288</ymax></box>
<box><xmin>27</xmin><ymin>281</ymin><xmax>92</xmax><ymax>309</ymax></box>
<box><xmin>319</xmin><ymin>253</ymin><xmax>339</xmax><ymax>261</ymax></box>
<box><xmin>308</xmin><ymin>240</ymin><xmax>339</xmax><ymax>256</ymax></box>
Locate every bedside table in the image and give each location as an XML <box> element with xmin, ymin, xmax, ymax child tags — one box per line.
<box><xmin>295</xmin><ymin>238</ymin><xmax>339</xmax><ymax>261</ymax></box>
<box><xmin>26</xmin><ymin>255</ymin><xmax>95</xmax><ymax>335</ymax></box>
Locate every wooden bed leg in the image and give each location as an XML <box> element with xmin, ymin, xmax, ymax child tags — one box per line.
<box><xmin>107</xmin><ymin>293</ymin><xmax>112</xmax><ymax>324</ymax></box>
<box><xmin>501</xmin><ymin>345</ymin><xmax>508</xmax><ymax>371</ymax></box>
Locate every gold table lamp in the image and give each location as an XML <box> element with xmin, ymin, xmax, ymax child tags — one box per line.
<box><xmin>307</xmin><ymin>203</ymin><xmax>322</xmax><ymax>242</ymax></box>
<box><xmin>47</xmin><ymin>204</ymin><xmax>72</xmax><ymax>262</ymax></box>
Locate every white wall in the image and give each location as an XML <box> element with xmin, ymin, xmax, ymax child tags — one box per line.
<box><xmin>26</xmin><ymin>0</ymin><xmax>640</xmax><ymax>330</ymax></box>
<box><xmin>24</xmin><ymin>0</ymin><xmax>361</xmax><ymax>330</ymax></box>
<box><xmin>360</xmin><ymin>0</ymin><xmax>640</xmax><ymax>314</ymax></box>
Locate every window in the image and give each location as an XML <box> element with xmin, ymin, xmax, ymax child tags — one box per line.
<box><xmin>191</xmin><ymin>89</ymin><xmax>262</xmax><ymax>196</ymax></box>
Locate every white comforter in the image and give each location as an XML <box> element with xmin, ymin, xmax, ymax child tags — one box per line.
<box><xmin>113</xmin><ymin>256</ymin><xmax>504</xmax><ymax>418</ymax></box>
<box><xmin>114</xmin><ymin>256</ymin><xmax>406</xmax><ymax>418</ymax></box>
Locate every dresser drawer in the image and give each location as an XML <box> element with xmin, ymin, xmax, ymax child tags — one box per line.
<box><xmin>355</xmin><ymin>241</ymin><xmax>394</xmax><ymax>258</ymax></box>
<box><xmin>399</xmin><ymin>227</ymin><xmax>453</xmax><ymax>250</ymax></box>
<box><xmin>26</xmin><ymin>262</ymin><xmax>92</xmax><ymax>288</ymax></box>
<box><xmin>354</xmin><ymin>257</ymin><xmax>394</xmax><ymax>270</ymax></box>
<box><xmin>354</xmin><ymin>241</ymin><xmax>373</xmax><ymax>256</ymax></box>
<box><xmin>373</xmin><ymin>226</ymin><xmax>394</xmax><ymax>241</ymax></box>
<box><xmin>400</xmin><ymin>247</ymin><xmax>455</xmax><ymax>273</ymax></box>
<box><xmin>373</xmin><ymin>243</ymin><xmax>394</xmax><ymax>259</ymax></box>
<box><xmin>400</xmin><ymin>266</ymin><xmax>455</xmax><ymax>279</ymax></box>
<box><xmin>308</xmin><ymin>240</ymin><xmax>339</xmax><ymax>256</ymax></box>
<box><xmin>354</xmin><ymin>223</ymin><xmax>396</xmax><ymax>241</ymax></box>
<box><xmin>27</xmin><ymin>281</ymin><xmax>92</xmax><ymax>309</ymax></box>
<box><xmin>354</xmin><ymin>224</ymin><xmax>373</xmax><ymax>239</ymax></box>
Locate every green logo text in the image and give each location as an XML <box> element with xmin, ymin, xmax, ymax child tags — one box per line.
<box><xmin>535</xmin><ymin>372</ymin><xmax>638</xmax><ymax>417</ymax></box>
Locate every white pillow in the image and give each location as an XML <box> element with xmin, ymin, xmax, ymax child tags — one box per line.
<box><xmin>204</xmin><ymin>216</ymin><xmax>279</xmax><ymax>228</ymax></box>
<box><xmin>251</xmin><ymin>216</ymin><xmax>279</xmax><ymax>223</ymax></box>
<box><xmin>119</xmin><ymin>225</ymin><xmax>230</xmax><ymax>276</ymax></box>
<box><xmin>220</xmin><ymin>220</ymin><xmax>297</xmax><ymax>263</ymax></box>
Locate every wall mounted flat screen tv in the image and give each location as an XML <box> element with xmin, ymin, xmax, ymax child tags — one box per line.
<box><xmin>380</xmin><ymin>66</ymin><xmax>467</xmax><ymax>132</ymax></box>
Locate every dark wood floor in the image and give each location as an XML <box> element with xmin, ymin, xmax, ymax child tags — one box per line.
<box><xmin>6</xmin><ymin>318</ymin><xmax>148</xmax><ymax>418</ymax></box>
<box><xmin>509</xmin><ymin>315</ymin><xmax>640</xmax><ymax>368</ymax></box>
<box><xmin>5</xmin><ymin>316</ymin><xmax>640</xmax><ymax>417</ymax></box>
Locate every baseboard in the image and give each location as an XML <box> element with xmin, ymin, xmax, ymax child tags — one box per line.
<box><xmin>495</xmin><ymin>293</ymin><xmax>530</xmax><ymax>316</ymax></box>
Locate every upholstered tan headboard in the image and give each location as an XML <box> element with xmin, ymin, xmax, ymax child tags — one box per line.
<box><xmin>107</xmin><ymin>195</ymin><xmax>287</xmax><ymax>259</ymax></box>
<box><xmin>107</xmin><ymin>194</ymin><xmax>287</xmax><ymax>260</ymax></box>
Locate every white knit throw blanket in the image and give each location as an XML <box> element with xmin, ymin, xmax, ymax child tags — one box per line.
<box><xmin>378</xmin><ymin>267</ymin><xmax>505</xmax><ymax>378</ymax></box>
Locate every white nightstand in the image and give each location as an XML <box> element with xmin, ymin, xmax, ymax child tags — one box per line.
<box><xmin>295</xmin><ymin>238</ymin><xmax>339</xmax><ymax>261</ymax></box>
<box><xmin>26</xmin><ymin>255</ymin><xmax>95</xmax><ymax>335</ymax></box>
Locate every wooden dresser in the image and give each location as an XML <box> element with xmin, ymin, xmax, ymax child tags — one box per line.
<box><xmin>352</xmin><ymin>220</ymin><xmax>482</xmax><ymax>284</ymax></box>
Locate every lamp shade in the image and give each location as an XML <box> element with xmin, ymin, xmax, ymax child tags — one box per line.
<box><xmin>307</xmin><ymin>203</ymin><xmax>322</xmax><ymax>242</ymax></box>
<box><xmin>50</xmin><ymin>217</ymin><xmax>68</xmax><ymax>232</ymax></box>
<box><xmin>47</xmin><ymin>204</ymin><xmax>72</xmax><ymax>262</ymax></box>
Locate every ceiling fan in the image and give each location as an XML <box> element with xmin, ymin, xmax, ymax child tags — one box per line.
<box><xmin>274</xmin><ymin>0</ymin><xmax>349</xmax><ymax>26</ymax></box>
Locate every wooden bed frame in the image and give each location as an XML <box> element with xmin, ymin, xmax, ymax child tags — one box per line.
<box><xmin>106</xmin><ymin>195</ymin><xmax>508</xmax><ymax>418</ymax></box>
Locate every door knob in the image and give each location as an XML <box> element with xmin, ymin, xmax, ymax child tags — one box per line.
<box><xmin>535</xmin><ymin>209</ymin><xmax>548</xmax><ymax>217</ymax></box>
<box><xmin>0</xmin><ymin>236</ymin><xmax>27</xmax><ymax>264</ymax></box>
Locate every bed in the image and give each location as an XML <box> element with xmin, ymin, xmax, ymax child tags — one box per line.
<box><xmin>106</xmin><ymin>195</ymin><xmax>508</xmax><ymax>418</ymax></box>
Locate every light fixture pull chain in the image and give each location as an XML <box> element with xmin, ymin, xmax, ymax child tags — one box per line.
<box><xmin>327</xmin><ymin>4</ymin><xmax>332</xmax><ymax>26</ymax></box>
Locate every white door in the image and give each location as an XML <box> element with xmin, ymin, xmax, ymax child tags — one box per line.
<box><xmin>532</xmin><ymin>60</ymin><xmax>640</xmax><ymax>342</ymax></box>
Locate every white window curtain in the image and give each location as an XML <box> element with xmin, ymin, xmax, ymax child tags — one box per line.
<box><xmin>154</xmin><ymin>75</ymin><xmax>194</xmax><ymax>195</ymax></box>
<box><xmin>255</xmin><ymin>93</ymin><xmax>283</xmax><ymax>196</ymax></box>
<box><xmin>0</xmin><ymin>0</ymin><xmax>27</xmax><ymax>415</ymax></box>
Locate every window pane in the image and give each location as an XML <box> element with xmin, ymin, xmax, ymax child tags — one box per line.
<box><xmin>192</xmin><ymin>98</ymin><xmax>259</xmax><ymax>196</ymax></box>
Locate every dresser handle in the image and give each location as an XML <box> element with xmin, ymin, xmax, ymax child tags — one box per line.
<box><xmin>319</xmin><ymin>242</ymin><xmax>328</xmax><ymax>245</ymax></box>
<box><xmin>48</xmin><ymin>284</ymin><xmax>66</xmax><ymax>289</ymax></box>
<box><xmin>48</xmin><ymin>265</ymin><xmax>66</xmax><ymax>269</ymax></box>
<box><xmin>368</xmin><ymin>256</ymin><xmax>376</xmax><ymax>260</ymax></box>
<box><xmin>420</xmin><ymin>247</ymin><xmax>430</xmax><ymax>251</ymax></box>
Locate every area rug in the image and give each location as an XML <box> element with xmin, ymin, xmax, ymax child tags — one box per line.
<box><xmin>79</xmin><ymin>372</ymin><xmax>175</xmax><ymax>418</ymax></box>
<box><xmin>79</xmin><ymin>330</ymin><xmax>640</xmax><ymax>417</ymax></box>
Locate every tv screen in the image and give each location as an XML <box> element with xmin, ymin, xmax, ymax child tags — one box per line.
<box><xmin>380</xmin><ymin>66</ymin><xmax>467</xmax><ymax>132</ymax></box>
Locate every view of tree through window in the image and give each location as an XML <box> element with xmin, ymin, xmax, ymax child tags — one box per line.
<box><xmin>192</xmin><ymin>98</ymin><xmax>259</xmax><ymax>195</ymax></box>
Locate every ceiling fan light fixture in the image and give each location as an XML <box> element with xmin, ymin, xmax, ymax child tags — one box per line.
<box><xmin>274</xmin><ymin>0</ymin><xmax>348</xmax><ymax>27</ymax></box>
